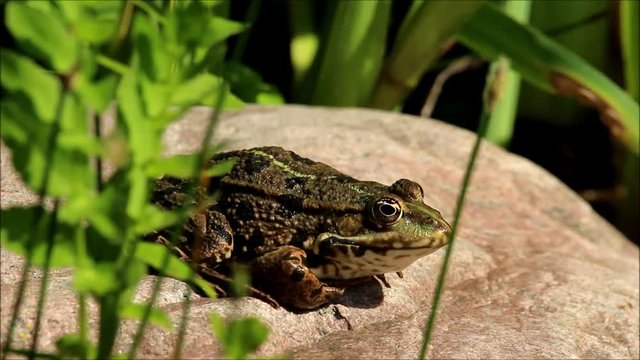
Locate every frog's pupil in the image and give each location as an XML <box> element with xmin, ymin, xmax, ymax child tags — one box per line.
<box><xmin>379</xmin><ymin>203</ymin><xmax>397</xmax><ymax>217</ymax></box>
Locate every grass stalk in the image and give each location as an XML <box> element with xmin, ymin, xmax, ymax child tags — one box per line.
<box><xmin>418</xmin><ymin>61</ymin><xmax>500</xmax><ymax>359</ymax></box>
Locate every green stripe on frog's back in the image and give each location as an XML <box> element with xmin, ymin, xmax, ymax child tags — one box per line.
<box><xmin>250</xmin><ymin>148</ymin><xmax>375</xmax><ymax>197</ymax></box>
<box><xmin>250</xmin><ymin>149</ymin><xmax>317</xmax><ymax>179</ymax></box>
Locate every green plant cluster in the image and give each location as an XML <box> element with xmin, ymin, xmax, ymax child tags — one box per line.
<box><xmin>1</xmin><ymin>1</ymin><xmax>272</xmax><ymax>359</ymax></box>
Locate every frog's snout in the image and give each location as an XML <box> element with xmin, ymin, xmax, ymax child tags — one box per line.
<box><xmin>434</xmin><ymin>218</ymin><xmax>452</xmax><ymax>248</ymax></box>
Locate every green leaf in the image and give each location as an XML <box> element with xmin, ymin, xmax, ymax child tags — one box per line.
<box><xmin>75</xmin><ymin>74</ymin><xmax>118</xmax><ymax>113</ymax></box>
<box><xmin>310</xmin><ymin>1</ymin><xmax>392</xmax><ymax>106</ymax></box>
<box><xmin>133</xmin><ymin>12</ymin><xmax>170</xmax><ymax>82</ymax></box>
<box><xmin>0</xmin><ymin>206</ymin><xmax>76</xmax><ymax>268</ymax></box>
<box><xmin>620</xmin><ymin>0</ymin><xmax>639</xmax><ymax>101</ymax></box>
<box><xmin>6</xmin><ymin>2</ymin><xmax>78</xmax><ymax>72</ymax></box>
<box><xmin>134</xmin><ymin>242</ymin><xmax>217</xmax><ymax>298</ymax></box>
<box><xmin>146</xmin><ymin>154</ymin><xmax>199</xmax><ymax>178</ymax></box>
<box><xmin>74</xmin><ymin>260</ymin><xmax>146</xmax><ymax>296</ymax></box>
<box><xmin>205</xmin><ymin>16</ymin><xmax>247</xmax><ymax>46</ymax></box>
<box><xmin>171</xmin><ymin>73</ymin><xmax>225</xmax><ymax>106</ymax></box>
<box><xmin>210</xmin><ymin>314</ymin><xmax>270</xmax><ymax>360</ymax></box>
<box><xmin>117</xmin><ymin>70</ymin><xmax>160</xmax><ymax>165</ymax></box>
<box><xmin>0</xmin><ymin>49</ymin><xmax>61</xmax><ymax>123</ymax></box>
<box><xmin>371</xmin><ymin>0</ymin><xmax>484</xmax><ymax>109</ymax></box>
<box><xmin>133</xmin><ymin>204</ymin><xmax>183</xmax><ymax>235</ymax></box>
<box><xmin>60</xmin><ymin>180</ymin><xmax>126</xmax><ymax>242</ymax></box>
<box><xmin>1</xmin><ymin>92</ymin><xmax>95</xmax><ymax>198</ymax></box>
<box><xmin>207</xmin><ymin>159</ymin><xmax>235</xmax><ymax>177</ymax></box>
<box><xmin>146</xmin><ymin>150</ymin><xmax>230</xmax><ymax>178</ymax></box>
<box><xmin>73</xmin><ymin>263</ymin><xmax>121</xmax><ymax>295</ymax></box>
<box><xmin>120</xmin><ymin>303</ymin><xmax>172</xmax><ymax>330</ymax></box>
<box><xmin>140</xmin><ymin>76</ymin><xmax>171</xmax><ymax>119</ymax></box>
<box><xmin>223</xmin><ymin>62</ymin><xmax>284</xmax><ymax>104</ymax></box>
<box><xmin>458</xmin><ymin>3</ymin><xmax>640</xmax><ymax>154</ymax></box>
<box><xmin>57</xmin><ymin>1</ymin><xmax>121</xmax><ymax>44</ymax></box>
<box><xmin>166</xmin><ymin>2</ymin><xmax>244</xmax><ymax>49</ymax></box>
<box><xmin>56</xmin><ymin>334</ymin><xmax>97</xmax><ymax>359</ymax></box>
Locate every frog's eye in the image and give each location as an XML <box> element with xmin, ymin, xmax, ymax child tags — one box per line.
<box><xmin>371</xmin><ymin>197</ymin><xmax>403</xmax><ymax>225</ymax></box>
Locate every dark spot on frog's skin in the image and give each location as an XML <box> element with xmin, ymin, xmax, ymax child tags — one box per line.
<box><xmin>285</xmin><ymin>177</ymin><xmax>307</xmax><ymax>190</ymax></box>
<box><xmin>244</xmin><ymin>156</ymin><xmax>270</xmax><ymax>176</ymax></box>
<box><xmin>231</xmin><ymin>200</ymin><xmax>255</xmax><ymax>218</ymax></box>
<box><xmin>353</xmin><ymin>246</ymin><xmax>367</xmax><ymax>258</ymax></box>
<box><xmin>277</xmin><ymin>194</ymin><xmax>304</xmax><ymax>209</ymax></box>
<box><xmin>274</xmin><ymin>203</ymin><xmax>296</xmax><ymax>219</ymax></box>
<box><xmin>291</xmin><ymin>267</ymin><xmax>305</xmax><ymax>282</ymax></box>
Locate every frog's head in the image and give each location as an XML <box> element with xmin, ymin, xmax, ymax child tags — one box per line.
<box><xmin>311</xmin><ymin>179</ymin><xmax>451</xmax><ymax>280</ymax></box>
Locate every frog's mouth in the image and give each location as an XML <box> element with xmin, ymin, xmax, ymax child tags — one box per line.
<box><xmin>308</xmin><ymin>234</ymin><xmax>441</xmax><ymax>280</ymax></box>
<box><xmin>311</xmin><ymin>230</ymin><xmax>449</xmax><ymax>256</ymax></box>
<box><xmin>308</xmin><ymin>231</ymin><xmax>448</xmax><ymax>280</ymax></box>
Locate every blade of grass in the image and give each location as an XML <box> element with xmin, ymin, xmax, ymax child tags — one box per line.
<box><xmin>173</xmin><ymin>3</ymin><xmax>261</xmax><ymax>357</ymax></box>
<box><xmin>2</xmin><ymin>86</ymin><xmax>65</xmax><ymax>360</ymax></box>
<box><xmin>620</xmin><ymin>0</ymin><xmax>638</xmax><ymax>101</ymax></box>
<box><xmin>310</xmin><ymin>1</ymin><xmax>390</xmax><ymax>106</ymax></box>
<box><xmin>126</xmin><ymin>2</ymin><xmax>261</xmax><ymax>358</ymax></box>
<box><xmin>288</xmin><ymin>0</ymin><xmax>319</xmax><ymax>95</ymax></box>
<box><xmin>418</xmin><ymin>60</ymin><xmax>500</xmax><ymax>359</ymax></box>
<box><xmin>28</xmin><ymin>201</ymin><xmax>60</xmax><ymax>360</ymax></box>
<box><xmin>371</xmin><ymin>0</ymin><xmax>484</xmax><ymax>110</ymax></box>
<box><xmin>458</xmin><ymin>3</ymin><xmax>640</xmax><ymax>155</ymax></box>
<box><xmin>485</xmin><ymin>0</ymin><xmax>531</xmax><ymax>147</ymax></box>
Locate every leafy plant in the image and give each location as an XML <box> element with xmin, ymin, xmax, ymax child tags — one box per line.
<box><xmin>1</xmin><ymin>0</ymin><xmax>274</xmax><ymax>358</ymax></box>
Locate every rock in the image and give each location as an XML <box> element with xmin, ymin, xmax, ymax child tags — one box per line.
<box><xmin>1</xmin><ymin>105</ymin><xmax>638</xmax><ymax>359</ymax></box>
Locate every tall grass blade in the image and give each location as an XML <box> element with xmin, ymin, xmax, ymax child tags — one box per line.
<box><xmin>127</xmin><ymin>2</ymin><xmax>261</xmax><ymax>358</ymax></box>
<box><xmin>1</xmin><ymin>83</ymin><xmax>65</xmax><ymax>360</ymax></box>
<box><xmin>620</xmin><ymin>0</ymin><xmax>639</xmax><ymax>101</ymax></box>
<box><xmin>288</xmin><ymin>0</ymin><xmax>319</xmax><ymax>95</ymax></box>
<box><xmin>418</xmin><ymin>61</ymin><xmax>500</xmax><ymax>359</ymax></box>
<box><xmin>310</xmin><ymin>1</ymin><xmax>390</xmax><ymax>106</ymax></box>
<box><xmin>458</xmin><ymin>3</ymin><xmax>640</xmax><ymax>155</ymax></box>
<box><xmin>371</xmin><ymin>0</ymin><xmax>484</xmax><ymax>110</ymax></box>
<box><xmin>485</xmin><ymin>0</ymin><xmax>531</xmax><ymax>147</ymax></box>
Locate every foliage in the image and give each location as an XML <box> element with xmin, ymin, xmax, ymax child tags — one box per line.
<box><xmin>0</xmin><ymin>0</ymin><xmax>274</xmax><ymax>358</ymax></box>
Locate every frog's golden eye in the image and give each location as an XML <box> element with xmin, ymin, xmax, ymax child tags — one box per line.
<box><xmin>371</xmin><ymin>197</ymin><xmax>403</xmax><ymax>225</ymax></box>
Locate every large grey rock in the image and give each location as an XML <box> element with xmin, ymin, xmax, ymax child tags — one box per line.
<box><xmin>2</xmin><ymin>105</ymin><xmax>638</xmax><ymax>359</ymax></box>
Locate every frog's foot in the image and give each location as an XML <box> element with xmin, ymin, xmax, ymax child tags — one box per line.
<box><xmin>251</xmin><ymin>245</ymin><xmax>345</xmax><ymax>310</ymax></box>
<box><xmin>198</xmin><ymin>264</ymin><xmax>280</xmax><ymax>308</ymax></box>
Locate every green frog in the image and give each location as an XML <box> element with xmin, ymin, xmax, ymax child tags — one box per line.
<box><xmin>149</xmin><ymin>147</ymin><xmax>451</xmax><ymax>309</ymax></box>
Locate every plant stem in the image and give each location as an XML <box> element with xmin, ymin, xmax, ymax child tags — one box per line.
<box><xmin>418</xmin><ymin>61</ymin><xmax>499</xmax><ymax>359</ymax></box>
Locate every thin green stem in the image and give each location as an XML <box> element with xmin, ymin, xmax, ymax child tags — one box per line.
<box><xmin>28</xmin><ymin>200</ymin><xmax>60</xmax><ymax>360</ymax></box>
<box><xmin>418</xmin><ymin>62</ymin><xmax>500</xmax><ymax>359</ymax></box>
<box><xmin>96</xmin><ymin>55</ymin><xmax>129</xmax><ymax>76</ymax></box>
<box><xmin>5</xmin><ymin>348</ymin><xmax>59</xmax><ymax>359</ymax></box>
<box><xmin>2</xmin><ymin>87</ymin><xmax>66</xmax><ymax>360</ymax></box>
<box><xmin>128</xmin><ymin>2</ymin><xmax>262</xmax><ymax>357</ymax></box>
<box><xmin>109</xmin><ymin>0</ymin><xmax>134</xmax><ymax>54</ymax></box>
<box><xmin>175</xmin><ymin>0</ymin><xmax>262</xmax><ymax>355</ymax></box>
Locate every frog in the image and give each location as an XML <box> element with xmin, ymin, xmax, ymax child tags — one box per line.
<box><xmin>148</xmin><ymin>146</ymin><xmax>451</xmax><ymax>309</ymax></box>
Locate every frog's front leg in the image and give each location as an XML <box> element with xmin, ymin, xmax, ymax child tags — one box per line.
<box><xmin>182</xmin><ymin>209</ymin><xmax>234</xmax><ymax>266</ymax></box>
<box><xmin>250</xmin><ymin>245</ymin><xmax>344</xmax><ymax>309</ymax></box>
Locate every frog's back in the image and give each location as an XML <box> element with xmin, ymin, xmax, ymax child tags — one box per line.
<box><xmin>209</xmin><ymin>147</ymin><xmax>386</xmax><ymax>211</ymax></box>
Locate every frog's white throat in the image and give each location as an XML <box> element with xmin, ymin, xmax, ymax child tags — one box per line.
<box><xmin>309</xmin><ymin>245</ymin><xmax>439</xmax><ymax>280</ymax></box>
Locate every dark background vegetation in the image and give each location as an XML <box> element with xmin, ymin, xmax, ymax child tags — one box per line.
<box><xmin>227</xmin><ymin>0</ymin><xmax>638</xmax><ymax>244</ymax></box>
